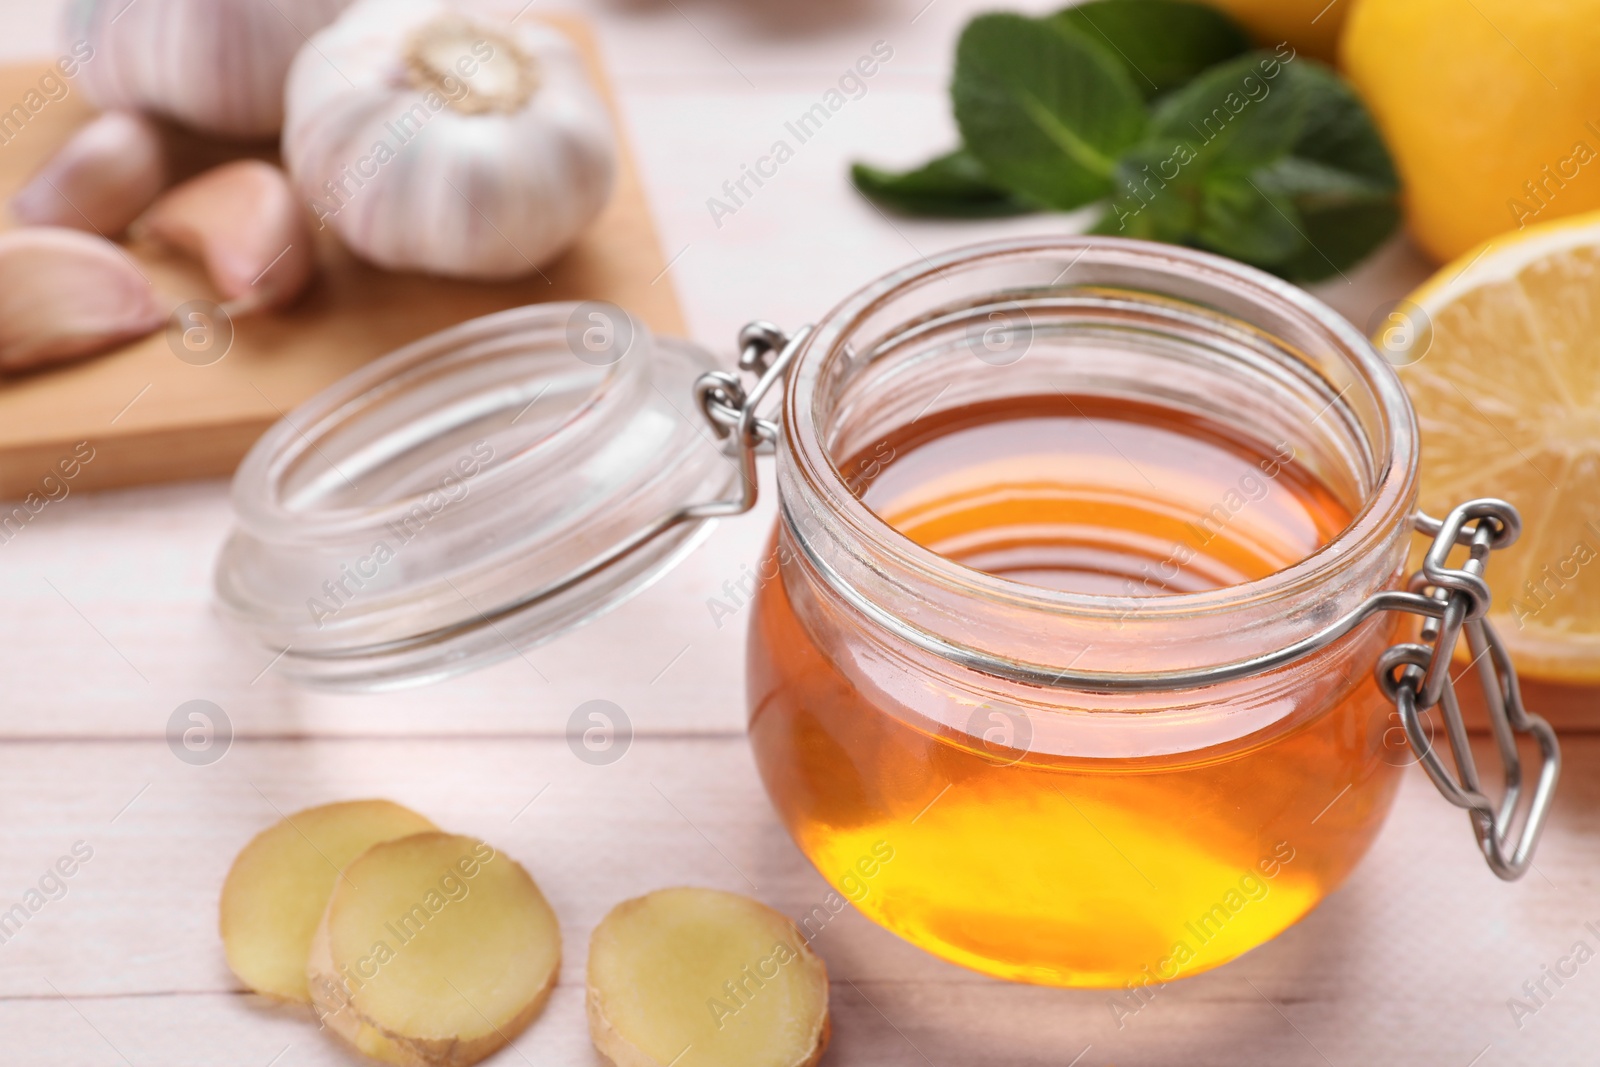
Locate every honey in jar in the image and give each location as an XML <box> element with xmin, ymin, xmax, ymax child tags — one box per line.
<box><xmin>749</xmin><ymin>394</ymin><xmax>1404</xmax><ymax>987</ymax></box>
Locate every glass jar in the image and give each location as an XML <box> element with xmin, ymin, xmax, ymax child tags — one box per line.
<box><xmin>745</xmin><ymin>237</ymin><xmax>1422</xmax><ymax>987</ymax></box>
<box><xmin>217</xmin><ymin>236</ymin><xmax>1559</xmax><ymax>990</ymax></box>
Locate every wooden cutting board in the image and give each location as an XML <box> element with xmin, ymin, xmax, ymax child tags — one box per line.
<box><xmin>0</xmin><ymin>15</ymin><xmax>684</xmax><ymax>499</ymax></box>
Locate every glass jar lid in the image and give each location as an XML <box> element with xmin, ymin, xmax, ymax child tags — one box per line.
<box><xmin>214</xmin><ymin>303</ymin><xmax>736</xmax><ymax>690</ymax></box>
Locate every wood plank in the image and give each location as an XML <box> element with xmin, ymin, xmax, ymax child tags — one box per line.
<box><xmin>0</xmin><ymin>735</ymin><xmax>1594</xmax><ymax>1065</ymax></box>
<box><xmin>0</xmin><ymin>13</ymin><xmax>684</xmax><ymax>499</ymax></box>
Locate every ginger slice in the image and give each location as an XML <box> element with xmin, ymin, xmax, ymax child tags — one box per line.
<box><xmin>221</xmin><ymin>799</ymin><xmax>437</xmax><ymax>1002</ymax></box>
<box><xmin>587</xmin><ymin>888</ymin><xmax>830</xmax><ymax>1067</ymax></box>
<box><xmin>307</xmin><ymin>832</ymin><xmax>560</xmax><ymax>1067</ymax></box>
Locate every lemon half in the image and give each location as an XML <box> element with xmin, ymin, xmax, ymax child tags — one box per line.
<box><xmin>1390</xmin><ymin>211</ymin><xmax>1600</xmax><ymax>681</ymax></box>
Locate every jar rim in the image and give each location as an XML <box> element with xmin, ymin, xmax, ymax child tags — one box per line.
<box><xmin>781</xmin><ymin>236</ymin><xmax>1419</xmax><ymax>628</ymax></box>
<box><xmin>216</xmin><ymin>302</ymin><xmax>734</xmax><ymax>690</ymax></box>
<box><xmin>231</xmin><ymin>304</ymin><xmax>642</xmax><ymax>542</ymax></box>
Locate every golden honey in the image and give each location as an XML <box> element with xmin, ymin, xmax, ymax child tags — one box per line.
<box><xmin>748</xmin><ymin>394</ymin><xmax>1405</xmax><ymax>988</ymax></box>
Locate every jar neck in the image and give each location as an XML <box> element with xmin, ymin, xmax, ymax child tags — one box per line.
<box><xmin>776</xmin><ymin>237</ymin><xmax>1419</xmax><ymax>686</ymax></box>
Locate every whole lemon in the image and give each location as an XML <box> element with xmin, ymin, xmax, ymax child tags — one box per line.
<box><xmin>1342</xmin><ymin>0</ymin><xmax>1600</xmax><ymax>262</ymax></box>
<box><xmin>1197</xmin><ymin>0</ymin><xmax>1346</xmax><ymax>61</ymax></box>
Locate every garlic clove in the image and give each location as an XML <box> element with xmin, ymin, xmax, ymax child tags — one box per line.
<box><xmin>0</xmin><ymin>227</ymin><xmax>166</xmax><ymax>373</ymax></box>
<box><xmin>10</xmin><ymin>111</ymin><xmax>168</xmax><ymax>237</ymax></box>
<box><xmin>139</xmin><ymin>160</ymin><xmax>314</xmax><ymax>314</ymax></box>
<box><xmin>66</xmin><ymin>0</ymin><xmax>357</xmax><ymax>139</ymax></box>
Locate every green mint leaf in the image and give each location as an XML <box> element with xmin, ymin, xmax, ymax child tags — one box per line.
<box><xmin>1096</xmin><ymin>141</ymin><xmax>1201</xmax><ymax>238</ymax></box>
<box><xmin>1271</xmin><ymin>60</ymin><xmax>1401</xmax><ymax>282</ymax></box>
<box><xmin>1145</xmin><ymin>49</ymin><xmax>1310</xmax><ymax>174</ymax></box>
<box><xmin>1052</xmin><ymin>0</ymin><xmax>1251</xmax><ymax>100</ymax></box>
<box><xmin>1287</xmin><ymin>60</ymin><xmax>1399</xmax><ymax>192</ymax></box>
<box><xmin>1098</xmin><ymin>50</ymin><xmax>1309</xmax><ymax>250</ymax></box>
<box><xmin>1255</xmin><ymin>156</ymin><xmax>1397</xmax><ymax>208</ymax></box>
<box><xmin>953</xmin><ymin>13</ymin><xmax>1147</xmax><ymax>211</ymax></box>
<box><xmin>1097</xmin><ymin>51</ymin><xmax>1401</xmax><ymax>280</ymax></box>
<box><xmin>851</xmin><ymin>150</ymin><xmax>1040</xmax><ymax>218</ymax></box>
<box><xmin>1276</xmin><ymin>196</ymin><xmax>1402</xmax><ymax>282</ymax></box>
<box><xmin>1197</xmin><ymin>174</ymin><xmax>1304</xmax><ymax>263</ymax></box>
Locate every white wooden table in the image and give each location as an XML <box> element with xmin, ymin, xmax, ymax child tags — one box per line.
<box><xmin>0</xmin><ymin>2</ymin><xmax>1595</xmax><ymax>1064</ymax></box>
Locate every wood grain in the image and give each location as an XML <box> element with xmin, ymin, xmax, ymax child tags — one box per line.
<box><xmin>0</xmin><ymin>735</ymin><xmax>1593</xmax><ymax>1066</ymax></box>
<box><xmin>0</xmin><ymin>14</ymin><xmax>683</xmax><ymax>499</ymax></box>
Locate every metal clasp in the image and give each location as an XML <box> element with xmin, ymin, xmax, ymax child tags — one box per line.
<box><xmin>1376</xmin><ymin>501</ymin><xmax>1560</xmax><ymax>881</ymax></box>
<box><xmin>685</xmin><ymin>321</ymin><xmax>810</xmax><ymax>520</ymax></box>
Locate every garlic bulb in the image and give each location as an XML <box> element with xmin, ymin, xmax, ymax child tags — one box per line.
<box><xmin>64</xmin><ymin>0</ymin><xmax>355</xmax><ymax>138</ymax></box>
<box><xmin>139</xmin><ymin>160</ymin><xmax>314</xmax><ymax>314</ymax></box>
<box><xmin>0</xmin><ymin>228</ymin><xmax>165</xmax><ymax>372</ymax></box>
<box><xmin>11</xmin><ymin>111</ymin><xmax>166</xmax><ymax>236</ymax></box>
<box><xmin>283</xmin><ymin>0</ymin><xmax>616</xmax><ymax>280</ymax></box>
